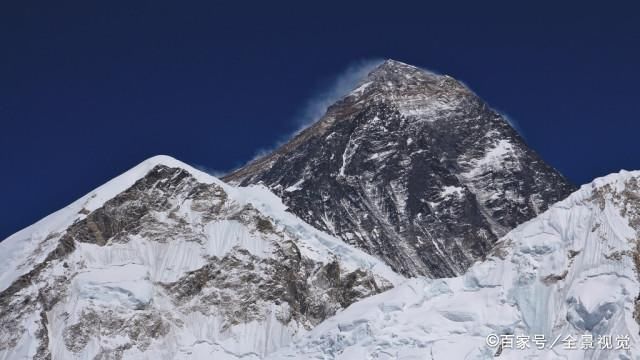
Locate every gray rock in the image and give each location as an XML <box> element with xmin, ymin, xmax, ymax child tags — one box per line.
<box><xmin>0</xmin><ymin>164</ymin><xmax>391</xmax><ymax>358</ymax></box>
<box><xmin>225</xmin><ymin>59</ymin><xmax>576</xmax><ymax>277</ymax></box>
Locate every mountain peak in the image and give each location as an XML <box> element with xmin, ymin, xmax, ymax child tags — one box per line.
<box><xmin>0</xmin><ymin>149</ymin><xmax>402</xmax><ymax>359</ymax></box>
<box><xmin>137</xmin><ymin>154</ymin><xmax>206</xmax><ymax>173</ymax></box>
<box><xmin>124</xmin><ymin>155</ymin><xmax>233</xmax><ymax>190</ymax></box>
<box><xmin>349</xmin><ymin>59</ymin><xmax>471</xmax><ymax>106</ymax></box>
<box><xmin>225</xmin><ymin>60</ymin><xmax>576</xmax><ymax>277</ymax></box>
<box><xmin>365</xmin><ymin>59</ymin><xmax>440</xmax><ymax>83</ymax></box>
<box><xmin>374</xmin><ymin>59</ymin><xmax>417</xmax><ymax>71</ymax></box>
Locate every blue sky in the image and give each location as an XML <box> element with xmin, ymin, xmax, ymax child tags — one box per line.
<box><xmin>2</xmin><ymin>1</ymin><xmax>640</xmax><ymax>239</ymax></box>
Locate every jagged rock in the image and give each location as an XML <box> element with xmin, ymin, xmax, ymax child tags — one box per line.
<box><xmin>0</xmin><ymin>156</ymin><xmax>400</xmax><ymax>359</ymax></box>
<box><xmin>266</xmin><ymin>170</ymin><xmax>640</xmax><ymax>359</ymax></box>
<box><xmin>225</xmin><ymin>59</ymin><xmax>576</xmax><ymax>277</ymax></box>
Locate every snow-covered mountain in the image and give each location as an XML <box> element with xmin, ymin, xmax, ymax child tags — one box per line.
<box><xmin>267</xmin><ymin>170</ymin><xmax>640</xmax><ymax>359</ymax></box>
<box><xmin>0</xmin><ymin>156</ymin><xmax>403</xmax><ymax>360</ymax></box>
<box><xmin>2</xmin><ymin>160</ymin><xmax>638</xmax><ymax>360</ymax></box>
<box><xmin>3</xmin><ymin>59</ymin><xmax>630</xmax><ymax>360</ymax></box>
<box><xmin>225</xmin><ymin>59</ymin><xmax>575</xmax><ymax>278</ymax></box>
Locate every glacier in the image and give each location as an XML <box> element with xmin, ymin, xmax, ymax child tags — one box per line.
<box><xmin>267</xmin><ymin>170</ymin><xmax>640</xmax><ymax>359</ymax></box>
<box><xmin>1</xmin><ymin>155</ymin><xmax>639</xmax><ymax>359</ymax></box>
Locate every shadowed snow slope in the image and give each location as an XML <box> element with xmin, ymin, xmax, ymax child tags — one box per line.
<box><xmin>0</xmin><ymin>155</ymin><xmax>403</xmax><ymax>360</ymax></box>
<box><xmin>267</xmin><ymin>170</ymin><xmax>640</xmax><ymax>360</ymax></box>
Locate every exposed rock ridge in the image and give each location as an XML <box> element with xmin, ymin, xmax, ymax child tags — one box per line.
<box><xmin>0</xmin><ymin>163</ymin><xmax>393</xmax><ymax>359</ymax></box>
<box><xmin>225</xmin><ymin>59</ymin><xmax>576</xmax><ymax>277</ymax></box>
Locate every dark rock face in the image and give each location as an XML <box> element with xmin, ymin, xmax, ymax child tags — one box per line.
<box><xmin>225</xmin><ymin>59</ymin><xmax>576</xmax><ymax>278</ymax></box>
<box><xmin>162</xmin><ymin>250</ymin><xmax>387</xmax><ymax>330</ymax></box>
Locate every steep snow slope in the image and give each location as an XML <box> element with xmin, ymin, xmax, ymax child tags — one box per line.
<box><xmin>267</xmin><ymin>170</ymin><xmax>640</xmax><ymax>359</ymax></box>
<box><xmin>0</xmin><ymin>155</ymin><xmax>403</xmax><ymax>360</ymax></box>
<box><xmin>225</xmin><ymin>59</ymin><xmax>575</xmax><ymax>278</ymax></box>
<box><xmin>0</xmin><ymin>157</ymin><xmax>184</xmax><ymax>293</ymax></box>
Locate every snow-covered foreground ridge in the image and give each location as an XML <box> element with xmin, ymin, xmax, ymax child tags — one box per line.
<box><xmin>3</xmin><ymin>155</ymin><xmax>640</xmax><ymax>360</ymax></box>
<box><xmin>268</xmin><ymin>170</ymin><xmax>640</xmax><ymax>359</ymax></box>
<box><xmin>0</xmin><ymin>155</ymin><xmax>403</xmax><ymax>360</ymax></box>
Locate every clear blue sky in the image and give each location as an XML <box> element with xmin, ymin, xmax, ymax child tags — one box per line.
<box><xmin>2</xmin><ymin>1</ymin><xmax>640</xmax><ymax>239</ymax></box>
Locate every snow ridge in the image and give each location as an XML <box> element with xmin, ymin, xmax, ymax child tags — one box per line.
<box><xmin>0</xmin><ymin>155</ymin><xmax>403</xmax><ymax>360</ymax></box>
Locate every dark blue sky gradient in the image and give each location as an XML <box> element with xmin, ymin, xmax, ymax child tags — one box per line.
<box><xmin>2</xmin><ymin>1</ymin><xmax>640</xmax><ymax>239</ymax></box>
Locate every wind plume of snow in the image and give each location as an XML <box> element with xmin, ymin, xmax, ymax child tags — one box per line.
<box><xmin>227</xmin><ymin>59</ymin><xmax>384</xmax><ymax>173</ymax></box>
<box><xmin>499</xmin><ymin>111</ymin><xmax>525</xmax><ymax>137</ymax></box>
<box><xmin>293</xmin><ymin>58</ymin><xmax>384</xmax><ymax>130</ymax></box>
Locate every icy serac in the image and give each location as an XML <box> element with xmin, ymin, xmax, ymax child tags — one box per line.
<box><xmin>224</xmin><ymin>59</ymin><xmax>576</xmax><ymax>277</ymax></box>
<box><xmin>267</xmin><ymin>170</ymin><xmax>640</xmax><ymax>359</ymax></box>
<box><xmin>0</xmin><ymin>156</ymin><xmax>402</xmax><ymax>360</ymax></box>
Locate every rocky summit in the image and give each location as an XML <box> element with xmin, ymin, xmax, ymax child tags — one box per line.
<box><xmin>224</xmin><ymin>59</ymin><xmax>576</xmax><ymax>278</ymax></box>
